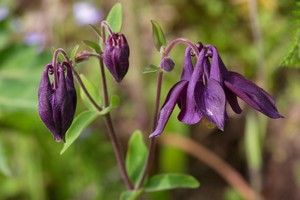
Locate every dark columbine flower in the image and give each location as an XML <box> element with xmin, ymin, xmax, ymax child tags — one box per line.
<box><xmin>150</xmin><ymin>43</ymin><xmax>282</xmax><ymax>138</ymax></box>
<box><xmin>149</xmin><ymin>46</ymin><xmax>206</xmax><ymax>137</ymax></box>
<box><xmin>103</xmin><ymin>33</ymin><xmax>129</xmax><ymax>83</ymax></box>
<box><xmin>38</xmin><ymin>62</ymin><xmax>77</xmax><ymax>142</ymax></box>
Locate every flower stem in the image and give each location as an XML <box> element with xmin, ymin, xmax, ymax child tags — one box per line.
<box><xmin>163</xmin><ymin>38</ymin><xmax>200</xmax><ymax>58</ymax></box>
<box><xmin>98</xmin><ymin>55</ymin><xmax>134</xmax><ymax>190</ymax></box>
<box><xmin>101</xmin><ymin>21</ymin><xmax>114</xmax><ymax>44</ymax></box>
<box><xmin>136</xmin><ymin>38</ymin><xmax>199</xmax><ymax>189</ymax></box>
<box><xmin>52</xmin><ymin>48</ymin><xmax>71</xmax><ymax>89</ymax></box>
<box><xmin>136</xmin><ymin>71</ymin><xmax>164</xmax><ymax>189</ymax></box>
<box><xmin>52</xmin><ymin>48</ymin><xmax>103</xmax><ymax>111</ymax></box>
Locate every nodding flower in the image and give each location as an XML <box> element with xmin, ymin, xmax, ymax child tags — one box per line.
<box><xmin>38</xmin><ymin>61</ymin><xmax>77</xmax><ymax>142</ymax></box>
<box><xmin>150</xmin><ymin>43</ymin><xmax>282</xmax><ymax>138</ymax></box>
<box><xmin>103</xmin><ymin>33</ymin><xmax>130</xmax><ymax>83</ymax></box>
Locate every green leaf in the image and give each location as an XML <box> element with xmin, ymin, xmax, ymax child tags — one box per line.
<box><xmin>89</xmin><ymin>24</ymin><xmax>102</xmax><ymax>38</ymax></box>
<box><xmin>60</xmin><ymin>110</ymin><xmax>99</xmax><ymax>154</ymax></box>
<box><xmin>120</xmin><ymin>189</ymin><xmax>143</xmax><ymax>200</ymax></box>
<box><xmin>151</xmin><ymin>20</ymin><xmax>167</xmax><ymax>52</ymax></box>
<box><xmin>79</xmin><ymin>74</ymin><xmax>101</xmax><ymax>110</ymax></box>
<box><xmin>126</xmin><ymin>130</ymin><xmax>148</xmax><ymax>186</ymax></box>
<box><xmin>143</xmin><ymin>64</ymin><xmax>159</xmax><ymax>74</ymax></box>
<box><xmin>106</xmin><ymin>3</ymin><xmax>122</xmax><ymax>33</ymax></box>
<box><xmin>144</xmin><ymin>173</ymin><xmax>200</xmax><ymax>192</ymax></box>
<box><xmin>70</xmin><ymin>44</ymin><xmax>80</xmax><ymax>63</ymax></box>
<box><xmin>83</xmin><ymin>40</ymin><xmax>101</xmax><ymax>53</ymax></box>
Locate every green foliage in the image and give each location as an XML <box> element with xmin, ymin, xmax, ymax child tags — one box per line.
<box><xmin>70</xmin><ymin>44</ymin><xmax>80</xmax><ymax>63</ymax></box>
<box><xmin>106</xmin><ymin>3</ymin><xmax>123</xmax><ymax>33</ymax></box>
<box><xmin>281</xmin><ymin>1</ymin><xmax>300</xmax><ymax>67</ymax></box>
<box><xmin>125</xmin><ymin>130</ymin><xmax>148</xmax><ymax>186</ymax></box>
<box><xmin>89</xmin><ymin>24</ymin><xmax>102</xmax><ymax>38</ymax></box>
<box><xmin>144</xmin><ymin>173</ymin><xmax>200</xmax><ymax>192</ymax></box>
<box><xmin>151</xmin><ymin>20</ymin><xmax>167</xmax><ymax>52</ymax></box>
<box><xmin>83</xmin><ymin>40</ymin><xmax>101</xmax><ymax>53</ymax></box>
<box><xmin>245</xmin><ymin>112</ymin><xmax>262</xmax><ymax>170</ymax></box>
<box><xmin>143</xmin><ymin>64</ymin><xmax>159</xmax><ymax>74</ymax></box>
<box><xmin>79</xmin><ymin>74</ymin><xmax>101</xmax><ymax>110</ymax></box>
<box><xmin>0</xmin><ymin>140</ymin><xmax>11</xmax><ymax>176</ymax></box>
<box><xmin>60</xmin><ymin>110</ymin><xmax>99</xmax><ymax>154</ymax></box>
<box><xmin>120</xmin><ymin>189</ymin><xmax>143</xmax><ymax>200</ymax></box>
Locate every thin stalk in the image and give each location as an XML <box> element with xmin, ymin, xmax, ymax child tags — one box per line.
<box><xmin>52</xmin><ymin>49</ymin><xmax>102</xmax><ymax>111</ymax></box>
<box><xmin>159</xmin><ymin>134</ymin><xmax>264</xmax><ymax>200</ymax></box>
<box><xmin>101</xmin><ymin>21</ymin><xmax>114</xmax><ymax>44</ymax></box>
<box><xmin>136</xmin><ymin>38</ymin><xmax>200</xmax><ymax>189</ymax></box>
<box><xmin>98</xmin><ymin>56</ymin><xmax>134</xmax><ymax>190</ymax></box>
<box><xmin>136</xmin><ymin>72</ymin><xmax>163</xmax><ymax>189</ymax></box>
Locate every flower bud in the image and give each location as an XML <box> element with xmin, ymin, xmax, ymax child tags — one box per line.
<box><xmin>160</xmin><ymin>57</ymin><xmax>175</xmax><ymax>72</ymax></box>
<box><xmin>103</xmin><ymin>33</ymin><xmax>129</xmax><ymax>83</ymax></box>
<box><xmin>38</xmin><ymin>62</ymin><xmax>77</xmax><ymax>142</ymax></box>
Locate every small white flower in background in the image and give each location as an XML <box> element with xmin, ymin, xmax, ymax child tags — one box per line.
<box><xmin>73</xmin><ymin>2</ymin><xmax>103</xmax><ymax>26</ymax></box>
<box><xmin>0</xmin><ymin>6</ymin><xmax>9</xmax><ymax>21</ymax></box>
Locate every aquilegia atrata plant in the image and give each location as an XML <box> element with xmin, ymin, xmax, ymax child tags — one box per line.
<box><xmin>37</xmin><ymin>3</ymin><xmax>282</xmax><ymax>199</ymax></box>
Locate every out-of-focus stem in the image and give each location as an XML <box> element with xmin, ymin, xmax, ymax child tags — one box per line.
<box><xmin>159</xmin><ymin>134</ymin><xmax>264</xmax><ymax>200</ymax></box>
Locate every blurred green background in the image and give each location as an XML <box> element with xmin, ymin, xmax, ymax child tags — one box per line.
<box><xmin>0</xmin><ymin>0</ymin><xmax>299</xmax><ymax>199</ymax></box>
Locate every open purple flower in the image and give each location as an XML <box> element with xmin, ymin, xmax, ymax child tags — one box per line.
<box><xmin>150</xmin><ymin>43</ymin><xmax>282</xmax><ymax>138</ymax></box>
<box><xmin>150</xmin><ymin>45</ymin><xmax>227</xmax><ymax>137</ymax></box>
<box><xmin>149</xmin><ymin>47</ymin><xmax>202</xmax><ymax>137</ymax></box>
<box><xmin>38</xmin><ymin>62</ymin><xmax>77</xmax><ymax>142</ymax></box>
<box><xmin>206</xmin><ymin>45</ymin><xmax>282</xmax><ymax>119</ymax></box>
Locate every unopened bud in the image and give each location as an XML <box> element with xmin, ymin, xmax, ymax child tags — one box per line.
<box><xmin>160</xmin><ymin>57</ymin><xmax>175</xmax><ymax>72</ymax></box>
<box><xmin>103</xmin><ymin>33</ymin><xmax>129</xmax><ymax>83</ymax></box>
<box><xmin>38</xmin><ymin>62</ymin><xmax>77</xmax><ymax>142</ymax></box>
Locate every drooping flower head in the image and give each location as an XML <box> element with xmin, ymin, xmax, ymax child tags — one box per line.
<box><xmin>104</xmin><ymin>33</ymin><xmax>130</xmax><ymax>83</ymax></box>
<box><xmin>38</xmin><ymin>61</ymin><xmax>77</xmax><ymax>142</ymax></box>
<box><xmin>150</xmin><ymin>43</ymin><xmax>282</xmax><ymax>138</ymax></box>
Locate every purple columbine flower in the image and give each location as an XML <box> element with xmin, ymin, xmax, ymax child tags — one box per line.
<box><xmin>103</xmin><ymin>33</ymin><xmax>130</xmax><ymax>83</ymax></box>
<box><xmin>38</xmin><ymin>62</ymin><xmax>77</xmax><ymax>142</ymax></box>
<box><xmin>150</xmin><ymin>46</ymin><xmax>205</xmax><ymax>137</ymax></box>
<box><xmin>150</xmin><ymin>43</ymin><xmax>282</xmax><ymax>138</ymax></box>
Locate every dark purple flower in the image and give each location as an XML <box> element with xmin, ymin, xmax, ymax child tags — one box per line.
<box><xmin>206</xmin><ymin>45</ymin><xmax>282</xmax><ymax>119</ymax></box>
<box><xmin>104</xmin><ymin>33</ymin><xmax>129</xmax><ymax>83</ymax></box>
<box><xmin>150</xmin><ymin>43</ymin><xmax>282</xmax><ymax>138</ymax></box>
<box><xmin>150</xmin><ymin>47</ymin><xmax>205</xmax><ymax>137</ymax></box>
<box><xmin>38</xmin><ymin>62</ymin><xmax>77</xmax><ymax>142</ymax></box>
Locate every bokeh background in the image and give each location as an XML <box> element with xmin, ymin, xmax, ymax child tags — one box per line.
<box><xmin>0</xmin><ymin>0</ymin><xmax>299</xmax><ymax>199</ymax></box>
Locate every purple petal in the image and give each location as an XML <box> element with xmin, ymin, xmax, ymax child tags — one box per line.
<box><xmin>150</xmin><ymin>81</ymin><xmax>188</xmax><ymax>138</ymax></box>
<box><xmin>177</xmin><ymin>81</ymin><xmax>202</xmax><ymax>124</ymax></box>
<box><xmin>195</xmin><ymin>79</ymin><xmax>226</xmax><ymax>130</ymax></box>
<box><xmin>205</xmin><ymin>45</ymin><xmax>228</xmax><ymax>83</ymax></box>
<box><xmin>224</xmin><ymin>72</ymin><xmax>282</xmax><ymax>118</ymax></box>
<box><xmin>180</xmin><ymin>47</ymin><xmax>194</xmax><ymax>81</ymax></box>
<box><xmin>224</xmin><ymin>87</ymin><xmax>242</xmax><ymax>114</ymax></box>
